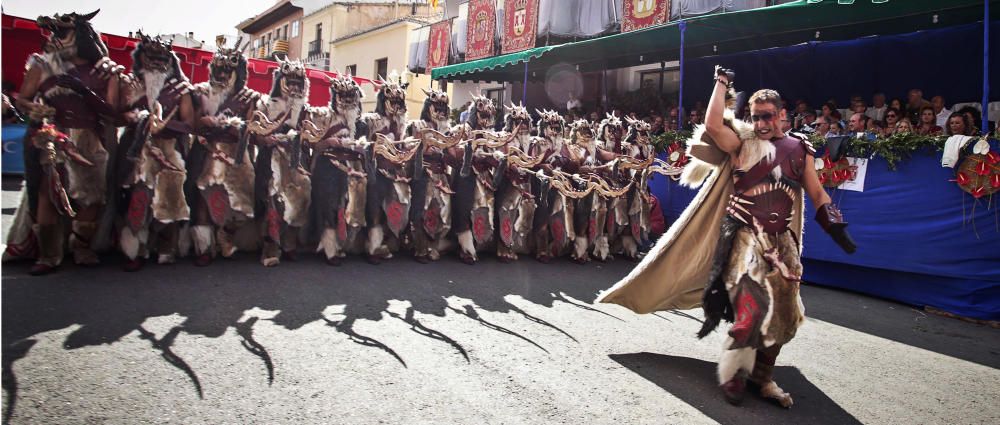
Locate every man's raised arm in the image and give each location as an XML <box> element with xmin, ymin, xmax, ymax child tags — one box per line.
<box><xmin>704</xmin><ymin>66</ymin><xmax>742</xmax><ymax>154</ymax></box>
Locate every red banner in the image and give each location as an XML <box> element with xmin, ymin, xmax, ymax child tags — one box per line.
<box><xmin>465</xmin><ymin>0</ymin><xmax>496</xmax><ymax>61</ymax></box>
<box><xmin>622</xmin><ymin>0</ymin><xmax>670</xmax><ymax>33</ymax></box>
<box><xmin>501</xmin><ymin>0</ymin><xmax>539</xmax><ymax>54</ymax></box>
<box><xmin>1</xmin><ymin>14</ymin><xmax>373</xmax><ymax>107</ymax></box>
<box><xmin>427</xmin><ymin>20</ymin><xmax>451</xmax><ymax>72</ymax></box>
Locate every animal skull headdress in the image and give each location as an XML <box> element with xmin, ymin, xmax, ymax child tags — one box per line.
<box><xmin>270</xmin><ymin>57</ymin><xmax>309</xmax><ymax>99</ymax></box>
<box><xmin>623</xmin><ymin>116</ymin><xmax>652</xmax><ymax>145</ymax></box>
<box><xmin>535</xmin><ymin>109</ymin><xmax>565</xmax><ymax>137</ymax></box>
<box><xmin>420</xmin><ymin>88</ymin><xmax>449</xmax><ymax>122</ymax></box>
<box><xmin>132</xmin><ymin>30</ymin><xmax>183</xmax><ymax>79</ymax></box>
<box><xmin>208</xmin><ymin>36</ymin><xmax>248</xmax><ymax>92</ymax></box>
<box><xmin>375</xmin><ymin>75</ymin><xmax>407</xmax><ymax>116</ymax></box>
<box><xmin>503</xmin><ymin>102</ymin><xmax>531</xmax><ymax>132</ymax></box>
<box><xmin>598</xmin><ymin>113</ymin><xmax>624</xmax><ymax>142</ymax></box>
<box><xmin>467</xmin><ymin>95</ymin><xmax>496</xmax><ymax>130</ymax></box>
<box><xmin>570</xmin><ymin>118</ymin><xmax>596</xmax><ymax>143</ymax></box>
<box><xmin>328</xmin><ymin>73</ymin><xmax>363</xmax><ymax>113</ymax></box>
<box><xmin>36</xmin><ymin>9</ymin><xmax>107</xmax><ymax>62</ymax></box>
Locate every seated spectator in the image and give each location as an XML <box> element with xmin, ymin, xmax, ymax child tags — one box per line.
<box><xmin>848</xmin><ymin>112</ymin><xmax>877</xmax><ymax>140</ymax></box>
<box><xmin>931</xmin><ymin>96</ymin><xmax>951</xmax><ymax>127</ymax></box>
<box><xmin>666</xmin><ymin>107</ymin><xmax>679</xmax><ymax>131</ymax></box>
<box><xmin>889</xmin><ymin>98</ymin><xmax>904</xmax><ymax>114</ymax></box>
<box><xmin>866</xmin><ymin>92</ymin><xmax>887</xmax><ymax>122</ymax></box>
<box><xmin>906</xmin><ymin>88</ymin><xmax>931</xmax><ymax>124</ymax></box>
<box><xmin>651</xmin><ymin>115</ymin><xmax>665</xmax><ymax>135</ymax></box>
<box><xmin>820</xmin><ymin>102</ymin><xmax>837</xmax><ymax>121</ymax></box>
<box><xmin>916</xmin><ymin>106</ymin><xmax>943</xmax><ymax>136</ymax></box>
<box><xmin>956</xmin><ymin>106</ymin><xmax>982</xmax><ymax>136</ymax></box>
<box><xmin>685</xmin><ymin>109</ymin><xmax>704</xmax><ymax>131</ymax></box>
<box><xmin>882</xmin><ymin>107</ymin><xmax>902</xmax><ymax>136</ymax></box>
<box><xmin>780</xmin><ymin>107</ymin><xmax>793</xmax><ymax>133</ymax></box>
<box><xmin>588</xmin><ymin>111</ymin><xmax>600</xmax><ymax>124</ymax></box>
<box><xmin>946</xmin><ymin>112</ymin><xmax>974</xmax><ymax>136</ymax></box>
<box><xmin>894</xmin><ymin>117</ymin><xmax>914</xmax><ymax>134</ymax></box>
<box><xmin>797</xmin><ymin>111</ymin><xmax>817</xmax><ymax>132</ymax></box>
<box><xmin>810</xmin><ymin>116</ymin><xmax>832</xmax><ymax>137</ymax></box>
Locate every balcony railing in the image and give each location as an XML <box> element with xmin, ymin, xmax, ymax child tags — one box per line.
<box><xmin>308</xmin><ymin>39</ymin><xmax>322</xmax><ymax>57</ymax></box>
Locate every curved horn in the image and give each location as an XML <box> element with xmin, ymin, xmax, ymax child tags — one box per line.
<box><xmin>81</xmin><ymin>9</ymin><xmax>100</xmax><ymax>21</ymax></box>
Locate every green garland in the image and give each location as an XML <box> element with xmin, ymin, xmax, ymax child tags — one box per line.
<box><xmin>651</xmin><ymin>130</ymin><xmax>693</xmax><ymax>153</ymax></box>
<box><xmin>808</xmin><ymin>132</ymin><xmax>949</xmax><ymax>171</ymax></box>
<box><xmin>652</xmin><ymin>129</ymin><xmax>952</xmax><ymax>171</ymax></box>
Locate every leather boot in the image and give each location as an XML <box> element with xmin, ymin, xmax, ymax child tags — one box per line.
<box><xmin>69</xmin><ymin>220</ymin><xmax>100</xmax><ymax>266</ymax></box>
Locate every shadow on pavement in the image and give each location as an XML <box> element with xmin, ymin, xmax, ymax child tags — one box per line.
<box><xmin>610</xmin><ymin>352</ymin><xmax>862</xmax><ymax>425</ymax></box>
<box><xmin>1</xmin><ymin>253</ymin><xmax>628</xmax><ymax>415</ymax></box>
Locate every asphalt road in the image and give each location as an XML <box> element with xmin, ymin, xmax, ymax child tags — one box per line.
<box><xmin>2</xmin><ymin>177</ymin><xmax>999</xmax><ymax>424</ymax></box>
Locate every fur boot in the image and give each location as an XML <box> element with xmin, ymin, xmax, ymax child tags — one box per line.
<box><xmin>35</xmin><ymin>223</ymin><xmax>64</xmax><ymax>268</ymax></box>
<box><xmin>69</xmin><ymin>220</ymin><xmax>99</xmax><ymax>265</ymax></box>
<box><xmin>191</xmin><ymin>225</ymin><xmax>214</xmax><ymax>256</ymax></box>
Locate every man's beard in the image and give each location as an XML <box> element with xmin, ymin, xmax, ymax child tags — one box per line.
<box><xmin>142</xmin><ymin>70</ymin><xmax>170</xmax><ymax>110</ymax></box>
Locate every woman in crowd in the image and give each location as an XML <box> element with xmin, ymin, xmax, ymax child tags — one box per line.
<box><xmin>894</xmin><ymin>117</ymin><xmax>914</xmax><ymax>134</ymax></box>
<box><xmin>882</xmin><ymin>107</ymin><xmax>901</xmax><ymax>136</ymax></box>
<box><xmin>956</xmin><ymin>106</ymin><xmax>982</xmax><ymax>136</ymax></box>
<box><xmin>946</xmin><ymin>112</ymin><xmax>974</xmax><ymax>136</ymax></box>
<box><xmin>916</xmin><ymin>106</ymin><xmax>942</xmax><ymax>135</ymax></box>
<box><xmin>889</xmin><ymin>98</ymin><xmax>904</xmax><ymax>112</ymax></box>
<box><xmin>820</xmin><ymin>102</ymin><xmax>836</xmax><ymax>121</ymax></box>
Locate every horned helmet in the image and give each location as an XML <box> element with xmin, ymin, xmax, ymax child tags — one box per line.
<box><xmin>36</xmin><ymin>9</ymin><xmax>107</xmax><ymax>62</ymax></box>
<box><xmin>623</xmin><ymin>116</ymin><xmax>652</xmax><ymax>145</ymax></box>
<box><xmin>503</xmin><ymin>102</ymin><xmax>531</xmax><ymax>133</ymax></box>
<box><xmin>329</xmin><ymin>73</ymin><xmax>363</xmax><ymax>114</ymax></box>
<box><xmin>270</xmin><ymin>57</ymin><xmax>309</xmax><ymax>99</ymax></box>
<box><xmin>375</xmin><ymin>75</ymin><xmax>408</xmax><ymax>117</ymax></box>
<box><xmin>466</xmin><ymin>95</ymin><xmax>496</xmax><ymax>130</ymax></box>
<box><xmin>420</xmin><ymin>88</ymin><xmax>450</xmax><ymax>123</ymax></box>
<box><xmin>598</xmin><ymin>113</ymin><xmax>625</xmax><ymax>143</ymax></box>
<box><xmin>208</xmin><ymin>36</ymin><xmax>248</xmax><ymax>92</ymax></box>
<box><xmin>131</xmin><ymin>31</ymin><xmax>183</xmax><ymax>78</ymax></box>
<box><xmin>569</xmin><ymin>118</ymin><xmax>596</xmax><ymax>144</ymax></box>
<box><xmin>535</xmin><ymin>109</ymin><xmax>565</xmax><ymax>139</ymax></box>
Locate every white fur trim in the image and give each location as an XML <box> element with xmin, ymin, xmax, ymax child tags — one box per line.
<box><xmin>192</xmin><ymin>225</ymin><xmax>213</xmax><ymax>255</ymax></box>
<box><xmin>318</xmin><ymin>228</ymin><xmax>340</xmax><ymax>258</ymax></box>
<box><xmin>718</xmin><ymin>338</ymin><xmax>756</xmax><ymax>384</ymax></box>
<box><xmin>457</xmin><ymin>230</ymin><xmax>476</xmax><ymax>260</ymax></box>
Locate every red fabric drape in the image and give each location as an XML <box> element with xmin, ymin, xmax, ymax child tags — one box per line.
<box><xmin>1</xmin><ymin>14</ymin><xmax>374</xmax><ymax>106</ymax></box>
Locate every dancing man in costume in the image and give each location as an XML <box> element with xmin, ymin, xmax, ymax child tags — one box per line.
<box><xmin>306</xmin><ymin>74</ymin><xmax>367</xmax><ymax>266</ymax></box>
<box><xmin>251</xmin><ymin>58</ymin><xmax>312</xmax><ymax>267</ymax></box>
<box><xmin>495</xmin><ymin>103</ymin><xmax>537</xmax><ymax>262</ymax></box>
<box><xmin>529</xmin><ymin>109</ymin><xmax>575</xmax><ymax>263</ymax></box>
<box><xmin>405</xmin><ymin>88</ymin><xmax>458</xmax><ymax>263</ymax></box>
<box><xmin>598</xmin><ymin>67</ymin><xmax>856</xmax><ymax>408</ymax></box>
<box><xmin>361</xmin><ymin>75</ymin><xmax>414</xmax><ymax>264</ymax></box>
<box><xmin>187</xmin><ymin>37</ymin><xmax>260</xmax><ymax>266</ymax></box>
<box><xmin>117</xmin><ymin>32</ymin><xmax>195</xmax><ymax>271</ymax></box>
<box><xmin>8</xmin><ymin>10</ymin><xmax>124</xmax><ymax>275</ymax></box>
<box><xmin>449</xmin><ymin>95</ymin><xmax>502</xmax><ymax>264</ymax></box>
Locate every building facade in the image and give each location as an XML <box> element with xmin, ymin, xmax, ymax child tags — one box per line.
<box><xmin>302</xmin><ymin>1</ymin><xmax>438</xmax><ymax>71</ymax></box>
<box><xmin>237</xmin><ymin>0</ymin><xmax>304</xmax><ymax>61</ymax></box>
<box><xmin>331</xmin><ymin>17</ymin><xmax>434</xmax><ymax>117</ymax></box>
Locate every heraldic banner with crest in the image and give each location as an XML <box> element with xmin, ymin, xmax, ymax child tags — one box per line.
<box><xmin>501</xmin><ymin>0</ymin><xmax>540</xmax><ymax>54</ymax></box>
<box><xmin>622</xmin><ymin>0</ymin><xmax>670</xmax><ymax>33</ymax></box>
<box><xmin>428</xmin><ymin>19</ymin><xmax>452</xmax><ymax>71</ymax></box>
<box><xmin>466</xmin><ymin>0</ymin><xmax>497</xmax><ymax>60</ymax></box>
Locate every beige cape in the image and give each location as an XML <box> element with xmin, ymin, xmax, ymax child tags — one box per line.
<box><xmin>596</xmin><ymin>115</ymin><xmax>805</xmax><ymax>313</ymax></box>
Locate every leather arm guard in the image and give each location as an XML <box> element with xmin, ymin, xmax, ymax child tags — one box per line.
<box><xmin>815</xmin><ymin>203</ymin><xmax>857</xmax><ymax>254</ymax></box>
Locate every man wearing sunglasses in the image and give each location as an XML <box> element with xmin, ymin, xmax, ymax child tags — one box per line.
<box><xmin>598</xmin><ymin>65</ymin><xmax>856</xmax><ymax>410</ymax></box>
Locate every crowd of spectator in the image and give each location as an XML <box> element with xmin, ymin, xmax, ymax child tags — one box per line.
<box><xmin>545</xmin><ymin>87</ymin><xmax>993</xmax><ymax>144</ymax></box>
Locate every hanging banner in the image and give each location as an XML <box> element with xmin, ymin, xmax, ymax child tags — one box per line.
<box><xmin>622</xmin><ymin>0</ymin><xmax>670</xmax><ymax>33</ymax></box>
<box><xmin>465</xmin><ymin>0</ymin><xmax>497</xmax><ymax>61</ymax></box>
<box><xmin>427</xmin><ymin>20</ymin><xmax>451</xmax><ymax>72</ymax></box>
<box><xmin>501</xmin><ymin>0</ymin><xmax>539</xmax><ymax>54</ymax></box>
